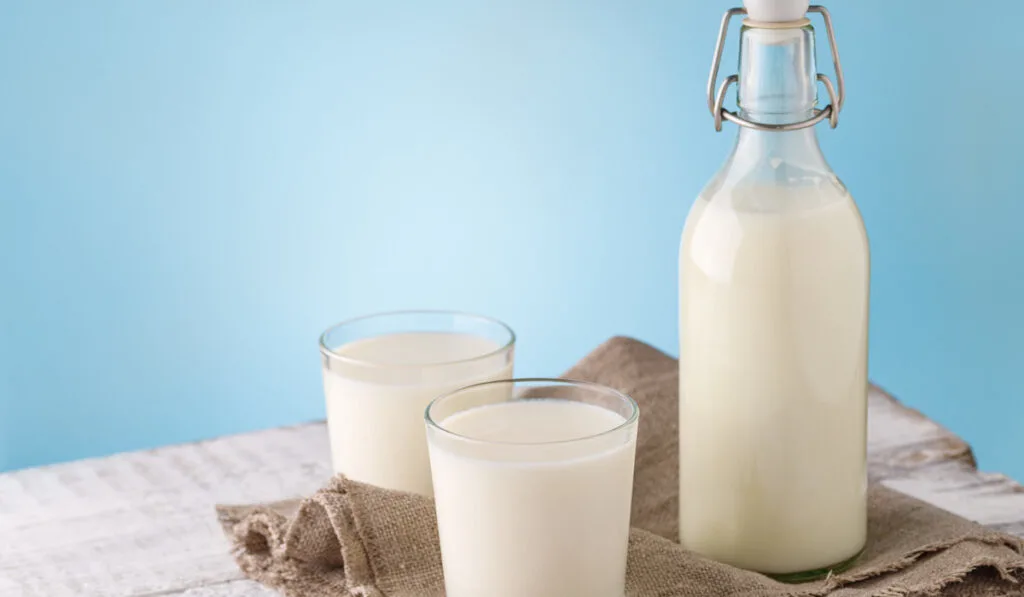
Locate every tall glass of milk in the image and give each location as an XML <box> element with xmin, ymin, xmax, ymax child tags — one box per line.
<box><xmin>679</xmin><ymin>2</ymin><xmax>869</xmax><ymax>580</ymax></box>
<box><xmin>426</xmin><ymin>379</ymin><xmax>639</xmax><ymax>597</ymax></box>
<box><xmin>319</xmin><ymin>310</ymin><xmax>514</xmax><ymax>496</ymax></box>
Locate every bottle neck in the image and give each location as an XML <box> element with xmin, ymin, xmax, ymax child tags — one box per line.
<box><xmin>732</xmin><ymin>21</ymin><xmax>827</xmax><ymax>170</ymax></box>
<box><xmin>738</xmin><ymin>22</ymin><xmax>818</xmax><ymax>123</ymax></box>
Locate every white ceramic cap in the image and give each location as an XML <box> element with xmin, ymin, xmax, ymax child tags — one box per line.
<box><xmin>743</xmin><ymin>0</ymin><xmax>809</xmax><ymax>23</ymax></box>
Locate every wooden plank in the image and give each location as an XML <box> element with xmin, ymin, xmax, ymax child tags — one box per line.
<box><xmin>175</xmin><ymin>580</ymin><xmax>280</xmax><ymax>596</ymax></box>
<box><xmin>867</xmin><ymin>385</ymin><xmax>976</xmax><ymax>476</ymax></box>
<box><xmin>0</xmin><ymin>423</ymin><xmax>332</xmax><ymax>597</ymax></box>
<box><xmin>866</xmin><ymin>386</ymin><xmax>1024</xmax><ymax>530</ymax></box>
<box><xmin>883</xmin><ymin>465</ymin><xmax>1024</xmax><ymax>529</ymax></box>
<box><xmin>1</xmin><ymin>386</ymin><xmax>1021</xmax><ymax>597</ymax></box>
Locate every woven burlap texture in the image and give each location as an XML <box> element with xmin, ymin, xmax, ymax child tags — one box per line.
<box><xmin>218</xmin><ymin>337</ymin><xmax>1024</xmax><ymax>596</ymax></box>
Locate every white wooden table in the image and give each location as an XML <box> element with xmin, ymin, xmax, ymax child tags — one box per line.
<box><xmin>2</xmin><ymin>386</ymin><xmax>1023</xmax><ymax>597</ymax></box>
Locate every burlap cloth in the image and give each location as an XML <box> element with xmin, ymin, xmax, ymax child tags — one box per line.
<box><xmin>218</xmin><ymin>337</ymin><xmax>1024</xmax><ymax>596</ymax></box>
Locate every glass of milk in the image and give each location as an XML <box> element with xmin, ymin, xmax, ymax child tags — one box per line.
<box><xmin>426</xmin><ymin>379</ymin><xmax>639</xmax><ymax>597</ymax></box>
<box><xmin>319</xmin><ymin>310</ymin><xmax>514</xmax><ymax>496</ymax></box>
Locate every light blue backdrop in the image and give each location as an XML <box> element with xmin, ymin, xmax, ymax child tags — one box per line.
<box><xmin>3</xmin><ymin>1</ymin><xmax>1022</xmax><ymax>479</ymax></box>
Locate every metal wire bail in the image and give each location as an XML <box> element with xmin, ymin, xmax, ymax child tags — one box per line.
<box><xmin>706</xmin><ymin>5</ymin><xmax>846</xmax><ymax>132</ymax></box>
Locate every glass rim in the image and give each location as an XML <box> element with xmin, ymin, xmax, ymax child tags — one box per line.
<box><xmin>318</xmin><ymin>309</ymin><xmax>516</xmax><ymax>370</ymax></box>
<box><xmin>424</xmin><ymin>377</ymin><xmax>640</xmax><ymax>447</ymax></box>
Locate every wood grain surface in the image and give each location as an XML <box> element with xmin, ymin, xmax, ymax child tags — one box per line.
<box><xmin>1</xmin><ymin>387</ymin><xmax>1022</xmax><ymax>597</ymax></box>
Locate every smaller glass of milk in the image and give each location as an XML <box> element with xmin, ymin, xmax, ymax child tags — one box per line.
<box><xmin>319</xmin><ymin>310</ymin><xmax>514</xmax><ymax>496</ymax></box>
<box><xmin>426</xmin><ymin>379</ymin><xmax>639</xmax><ymax>597</ymax></box>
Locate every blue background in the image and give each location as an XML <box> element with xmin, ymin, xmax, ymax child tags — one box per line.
<box><xmin>2</xmin><ymin>1</ymin><xmax>1022</xmax><ymax>478</ymax></box>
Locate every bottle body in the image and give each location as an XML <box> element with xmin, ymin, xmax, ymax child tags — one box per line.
<box><xmin>678</xmin><ymin>21</ymin><xmax>869</xmax><ymax>577</ymax></box>
<box><xmin>678</xmin><ymin>174</ymin><xmax>868</xmax><ymax>575</ymax></box>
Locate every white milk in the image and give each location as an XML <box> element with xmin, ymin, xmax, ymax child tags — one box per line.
<box><xmin>678</xmin><ymin>185</ymin><xmax>869</xmax><ymax>574</ymax></box>
<box><xmin>429</xmin><ymin>399</ymin><xmax>637</xmax><ymax>597</ymax></box>
<box><xmin>322</xmin><ymin>331</ymin><xmax>512</xmax><ymax>495</ymax></box>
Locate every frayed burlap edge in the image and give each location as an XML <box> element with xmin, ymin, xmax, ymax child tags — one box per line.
<box><xmin>218</xmin><ymin>477</ymin><xmax>384</xmax><ymax>597</ymax></box>
<box><xmin>828</xmin><ymin>538</ymin><xmax>1024</xmax><ymax>596</ymax></box>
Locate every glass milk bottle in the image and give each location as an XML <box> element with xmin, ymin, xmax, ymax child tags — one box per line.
<box><xmin>678</xmin><ymin>0</ymin><xmax>869</xmax><ymax>580</ymax></box>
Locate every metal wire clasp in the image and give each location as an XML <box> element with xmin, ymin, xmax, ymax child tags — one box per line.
<box><xmin>707</xmin><ymin>5</ymin><xmax>846</xmax><ymax>132</ymax></box>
